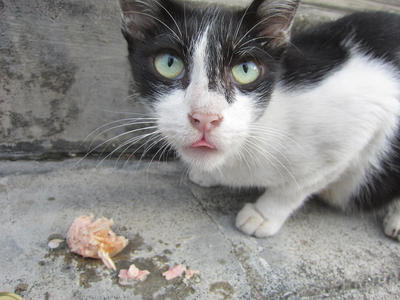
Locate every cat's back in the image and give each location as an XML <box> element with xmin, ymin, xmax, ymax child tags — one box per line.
<box><xmin>282</xmin><ymin>12</ymin><xmax>400</xmax><ymax>86</ymax></box>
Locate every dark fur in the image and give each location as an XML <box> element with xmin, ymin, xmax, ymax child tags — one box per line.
<box><xmin>283</xmin><ymin>12</ymin><xmax>400</xmax><ymax>88</ymax></box>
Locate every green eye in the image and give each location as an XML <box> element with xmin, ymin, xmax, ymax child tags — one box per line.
<box><xmin>154</xmin><ymin>53</ymin><xmax>185</xmax><ymax>79</ymax></box>
<box><xmin>232</xmin><ymin>61</ymin><xmax>260</xmax><ymax>85</ymax></box>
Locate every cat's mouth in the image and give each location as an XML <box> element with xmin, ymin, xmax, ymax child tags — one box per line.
<box><xmin>182</xmin><ymin>136</ymin><xmax>220</xmax><ymax>157</ymax></box>
<box><xmin>190</xmin><ymin>138</ymin><xmax>217</xmax><ymax>150</ymax></box>
<box><xmin>184</xmin><ymin>144</ymin><xmax>220</xmax><ymax>161</ymax></box>
<box><xmin>179</xmin><ymin>136</ymin><xmax>227</xmax><ymax>170</ymax></box>
<box><xmin>187</xmin><ymin>134</ymin><xmax>219</xmax><ymax>153</ymax></box>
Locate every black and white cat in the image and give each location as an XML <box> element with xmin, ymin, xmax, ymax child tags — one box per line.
<box><xmin>119</xmin><ymin>0</ymin><xmax>400</xmax><ymax>239</ymax></box>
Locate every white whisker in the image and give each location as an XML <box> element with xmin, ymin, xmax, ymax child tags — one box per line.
<box><xmin>85</xmin><ymin>120</ymin><xmax>157</xmax><ymax>148</ymax></box>
<box><xmin>233</xmin><ymin>5</ymin><xmax>251</xmax><ymax>42</ymax></box>
<box><xmin>96</xmin><ymin>130</ymin><xmax>160</xmax><ymax>167</ymax></box>
<box><xmin>249</xmin><ymin>125</ymin><xmax>303</xmax><ymax>149</ymax></box>
<box><xmin>243</xmin><ymin>139</ymin><xmax>286</xmax><ymax>181</ymax></box>
<box><xmin>78</xmin><ymin>125</ymin><xmax>158</xmax><ymax>163</ymax></box>
<box><xmin>151</xmin><ymin>0</ymin><xmax>183</xmax><ymax>39</ymax></box>
<box><xmin>122</xmin><ymin>133</ymin><xmax>163</xmax><ymax>168</ymax></box>
<box><xmin>116</xmin><ymin>131</ymin><xmax>162</xmax><ymax>166</ymax></box>
<box><xmin>245</xmin><ymin>137</ymin><xmax>300</xmax><ymax>189</ymax></box>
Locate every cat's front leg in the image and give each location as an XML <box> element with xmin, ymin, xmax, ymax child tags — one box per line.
<box><xmin>236</xmin><ymin>189</ymin><xmax>306</xmax><ymax>238</ymax></box>
<box><xmin>189</xmin><ymin>168</ymin><xmax>219</xmax><ymax>187</ymax></box>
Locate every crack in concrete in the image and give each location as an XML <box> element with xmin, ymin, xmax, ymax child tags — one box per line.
<box><xmin>188</xmin><ymin>185</ymin><xmax>266</xmax><ymax>299</ymax></box>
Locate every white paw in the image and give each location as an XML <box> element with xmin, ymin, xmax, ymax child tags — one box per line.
<box><xmin>235</xmin><ymin>203</ymin><xmax>282</xmax><ymax>238</ymax></box>
<box><xmin>383</xmin><ymin>212</ymin><xmax>400</xmax><ymax>241</ymax></box>
<box><xmin>189</xmin><ymin>170</ymin><xmax>216</xmax><ymax>187</ymax></box>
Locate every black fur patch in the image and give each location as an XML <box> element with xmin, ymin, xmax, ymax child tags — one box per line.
<box><xmin>281</xmin><ymin>12</ymin><xmax>400</xmax><ymax>89</ymax></box>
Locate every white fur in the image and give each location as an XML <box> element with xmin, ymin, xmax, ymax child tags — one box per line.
<box><xmin>154</xmin><ymin>28</ymin><xmax>400</xmax><ymax>237</ymax></box>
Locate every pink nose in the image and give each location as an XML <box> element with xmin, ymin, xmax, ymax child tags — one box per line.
<box><xmin>188</xmin><ymin>112</ymin><xmax>223</xmax><ymax>132</ymax></box>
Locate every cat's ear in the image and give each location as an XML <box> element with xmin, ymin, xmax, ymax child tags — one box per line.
<box><xmin>247</xmin><ymin>0</ymin><xmax>300</xmax><ymax>48</ymax></box>
<box><xmin>119</xmin><ymin>0</ymin><xmax>161</xmax><ymax>41</ymax></box>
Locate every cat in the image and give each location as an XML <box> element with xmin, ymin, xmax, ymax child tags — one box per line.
<box><xmin>118</xmin><ymin>0</ymin><xmax>400</xmax><ymax>239</ymax></box>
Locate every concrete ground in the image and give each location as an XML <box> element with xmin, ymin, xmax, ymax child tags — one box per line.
<box><xmin>1</xmin><ymin>159</ymin><xmax>400</xmax><ymax>299</ymax></box>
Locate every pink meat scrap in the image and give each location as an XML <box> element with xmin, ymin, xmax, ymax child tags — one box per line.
<box><xmin>162</xmin><ymin>264</ymin><xmax>198</xmax><ymax>280</ymax></box>
<box><xmin>66</xmin><ymin>215</ymin><xmax>129</xmax><ymax>270</ymax></box>
<box><xmin>119</xmin><ymin>264</ymin><xmax>150</xmax><ymax>285</ymax></box>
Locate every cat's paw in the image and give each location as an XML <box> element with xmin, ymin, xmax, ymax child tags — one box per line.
<box><xmin>188</xmin><ymin>170</ymin><xmax>216</xmax><ymax>187</ymax></box>
<box><xmin>235</xmin><ymin>203</ymin><xmax>282</xmax><ymax>238</ymax></box>
<box><xmin>383</xmin><ymin>210</ymin><xmax>400</xmax><ymax>241</ymax></box>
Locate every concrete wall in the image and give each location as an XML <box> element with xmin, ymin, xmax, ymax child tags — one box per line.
<box><xmin>1</xmin><ymin>0</ymin><xmax>399</xmax><ymax>159</ymax></box>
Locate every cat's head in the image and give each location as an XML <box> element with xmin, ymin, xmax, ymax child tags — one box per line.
<box><xmin>119</xmin><ymin>0</ymin><xmax>299</xmax><ymax>171</ymax></box>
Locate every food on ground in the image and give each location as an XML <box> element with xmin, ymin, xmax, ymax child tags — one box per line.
<box><xmin>118</xmin><ymin>264</ymin><xmax>150</xmax><ymax>285</ymax></box>
<box><xmin>66</xmin><ymin>215</ymin><xmax>128</xmax><ymax>270</ymax></box>
<box><xmin>162</xmin><ymin>264</ymin><xmax>199</xmax><ymax>280</ymax></box>
<box><xmin>163</xmin><ymin>264</ymin><xmax>186</xmax><ymax>280</ymax></box>
<box><xmin>184</xmin><ymin>268</ymin><xmax>199</xmax><ymax>279</ymax></box>
<box><xmin>48</xmin><ymin>238</ymin><xmax>64</xmax><ymax>249</ymax></box>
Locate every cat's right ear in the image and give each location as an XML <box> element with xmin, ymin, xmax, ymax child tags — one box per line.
<box><xmin>246</xmin><ymin>0</ymin><xmax>300</xmax><ymax>48</ymax></box>
<box><xmin>119</xmin><ymin>0</ymin><xmax>160</xmax><ymax>42</ymax></box>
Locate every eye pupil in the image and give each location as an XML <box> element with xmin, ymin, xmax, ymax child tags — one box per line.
<box><xmin>242</xmin><ymin>63</ymin><xmax>248</xmax><ymax>73</ymax></box>
<box><xmin>168</xmin><ymin>56</ymin><xmax>174</xmax><ymax>67</ymax></box>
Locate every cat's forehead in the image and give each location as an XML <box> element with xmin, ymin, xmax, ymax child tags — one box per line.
<box><xmin>184</xmin><ymin>7</ymin><xmax>242</xmax><ymax>52</ymax></box>
<box><xmin>179</xmin><ymin>7</ymin><xmax>273</xmax><ymax>101</ymax></box>
<box><xmin>188</xmin><ymin>16</ymin><xmax>233</xmax><ymax>97</ymax></box>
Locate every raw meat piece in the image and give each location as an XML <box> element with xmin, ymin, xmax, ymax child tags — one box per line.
<box><xmin>184</xmin><ymin>269</ymin><xmax>199</xmax><ymax>279</ymax></box>
<box><xmin>66</xmin><ymin>215</ymin><xmax>128</xmax><ymax>270</ymax></box>
<box><xmin>118</xmin><ymin>264</ymin><xmax>150</xmax><ymax>285</ymax></box>
<box><xmin>162</xmin><ymin>264</ymin><xmax>186</xmax><ymax>280</ymax></box>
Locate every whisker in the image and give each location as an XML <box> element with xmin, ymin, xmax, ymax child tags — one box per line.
<box><xmin>116</xmin><ymin>131</ymin><xmax>162</xmax><ymax>166</ymax></box>
<box><xmin>77</xmin><ymin>125</ymin><xmax>158</xmax><ymax>164</ymax></box>
<box><xmin>183</xmin><ymin>1</ymin><xmax>188</xmax><ymax>40</ymax></box>
<box><xmin>248</xmin><ymin>134</ymin><xmax>293</xmax><ymax>167</ymax></box>
<box><xmin>158</xmin><ymin>140</ymin><xmax>174</xmax><ymax>162</ymax></box>
<box><xmin>245</xmin><ymin>137</ymin><xmax>300</xmax><ymax>189</ymax></box>
<box><xmin>94</xmin><ymin>108</ymin><xmax>153</xmax><ymax>116</ymax></box>
<box><xmin>180</xmin><ymin>164</ymin><xmax>191</xmax><ymax>186</ymax></box>
<box><xmin>144</xmin><ymin>136</ymin><xmax>171</xmax><ymax>173</ymax></box>
<box><xmin>233</xmin><ymin>4</ymin><xmax>251</xmax><ymax>42</ymax></box>
<box><xmin>249</xmin><ymin>125</ymin><xmax>303</xmax><ymax>149</ymax></box>
<box><xmin>143</xmin><ymin>135</ymin><xmax>169</xmax><ymax>163</ymax></box>
<box><xmin>234</xmin><ymin>12</ymin><xmax>290</xmax><ymax>50</ymax></box>
<box><xmin>243</xmin><ymin>139</ymin><xmax>285</xmax><ymax>180</ymax></box>
<box><xmin>150</xmin><ymin>139</ymin><xmax>171</xmax><ymax>166</ymax></box>
<box><xmin>236</xmin><ymin>144</ymin><xmax>254</xmax><ymax>173</ymax></box>
<box><xmin>122</xmin><ymin>132</ymin><xmax>163</xmax><ymax>168</ymax></box>
<box><xmin>86</xmin><ymin>120</ymin><xmax>157</xmax><ymax>148</ymax></box>
<box><xmin>150</xmin><ymin>0</ymin><xmax>183</xmax><ymax>39</ymax></box>
<box><xmin>97</xmin><ymin>130</ymin><xmax>160</xmax><ymax>167</ymax></box>
<box><xmin>239</xmin><ymin>36</ymin><xmax>269</xmax><ymax>48</ymax></box>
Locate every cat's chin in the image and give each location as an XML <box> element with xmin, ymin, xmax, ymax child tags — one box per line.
<box><xmin>179</xmin><ymin>146</ymin><xmax>227</xmax><ymax>171</ymax></box>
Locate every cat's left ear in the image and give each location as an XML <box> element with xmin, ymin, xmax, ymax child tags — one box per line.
<box><xmin>247</xmin><ymin>0</ymin><xmax>300</xmax><ymax>48</ymax></box>
<box><xmin>119</xmin><ymin>0</ymin><xmax>161</xmax><ymax>41</ymax></box>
